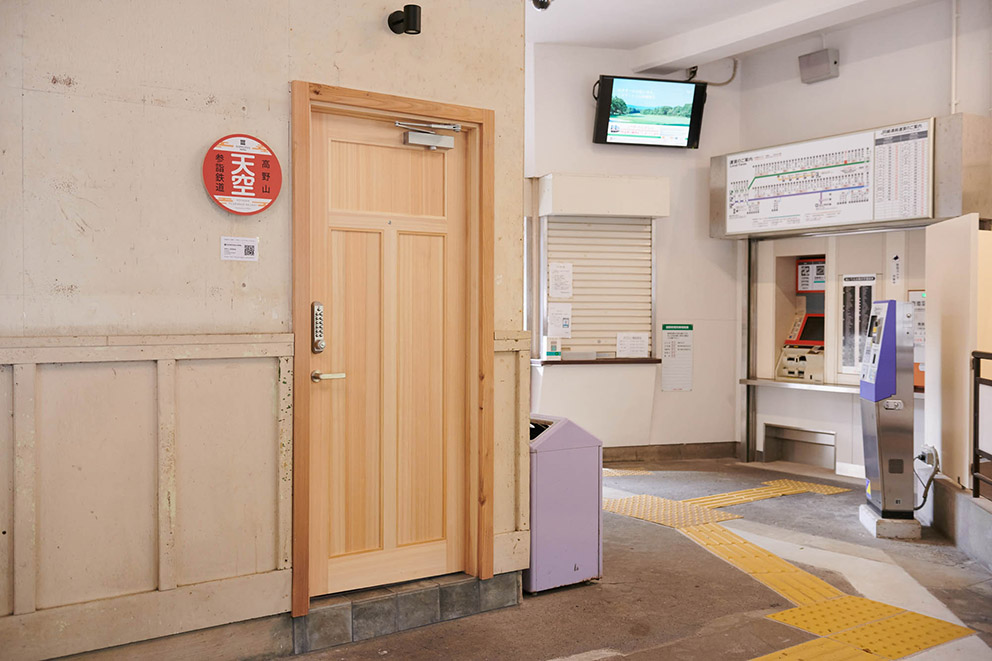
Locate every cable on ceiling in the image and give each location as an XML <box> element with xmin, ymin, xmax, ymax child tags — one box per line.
<box><xmin>591</xmin><ymin>58</ymin><xmax>738</xmax><ymax>101</ymax></box>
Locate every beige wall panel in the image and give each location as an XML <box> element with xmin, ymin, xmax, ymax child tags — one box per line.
<box><xmin>175</xmin><ymin>358</ymin><xmax>279</xmax><ymax>585</ymax></box>
<box><xmin>493</xmin><ymin>352</ymin><xmax>519</xmax><ymax>535</ymax></box>
<box><xmin>0</xmin><ymin>62</ymin><xmax>24</xmax><ymax>334</ymax></box>
<box><xmin>19</xmin><ymin>91</ymin><xmax>290</xmax><ymax>336</ymax></box>
<box><xmin>20</xmin><ymin>1</ymin><xmax>288</xmax><ymax>115</ymax></box>
<box><xmin>35</xmin><ymin>362</ymin><xmax>157</xmax><ymax>608</ymax></box>
<box><xmin>0</xmin><ymin>365</ymin><xmax>12</xmax><ymax>616</ymax></box>
<box><xmin>289</xmin><ymin>0</ymin><xmax>525</xmax><ymax>329</ymax></box>
<box><xmin>0</xmin><ymin>1</ymin><xmax>21</xmax><ymax>91</ymax></box>
<box><xmin>834</xmin><ymin>233</ymin><xmax>885</xmax><ymax>283</ymax></box>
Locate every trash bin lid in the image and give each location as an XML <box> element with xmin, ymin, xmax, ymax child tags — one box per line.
<box><xmin>529</xmin><ymin>414</ymin><xmax>603</xmax><ymax>452</ymax></box>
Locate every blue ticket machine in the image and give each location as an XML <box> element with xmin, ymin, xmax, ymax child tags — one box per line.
<box><xmin>860</xmin><ymin>300</ymin><xmax>915</xmax><ymax>518</ymax></box>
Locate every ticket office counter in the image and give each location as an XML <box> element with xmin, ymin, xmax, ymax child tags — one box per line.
<box><xmin>746</xmin><ymin>229</ymin><xmax>926</xmax><ymax>478</ymax></box>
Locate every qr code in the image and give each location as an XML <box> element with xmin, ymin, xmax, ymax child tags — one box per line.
<box><xmin>244</xmin><ymin>244</ymin><xmax>256</xmax><ymax>257</ymax></box>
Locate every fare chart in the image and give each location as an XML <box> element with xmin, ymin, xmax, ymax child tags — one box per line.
<box><xmin>725</xmin><ymin>120</ymin><xmax>932</xmax><ymax>235</ymax></box>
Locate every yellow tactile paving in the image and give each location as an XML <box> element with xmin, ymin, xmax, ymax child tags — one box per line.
<box><xmin>755</xmin><ymin>571</ymin><xmax>846</xmax><ymax>606</ymax></box>
<box><xmin>679</xmin><ymin>521</ymin><xmax>748</xmax><ymax>545</ymax></box>
<box><xmin>603</xmin><ymin>482</ymin><xmax>972</xmax><ymax>661</ymax></box>
<box><xmin>681</xmin><ymin>523</ymin><xmax>801</xmax><ymax>575</ymax></box>
<box><xmin>763</xmin><ymin>479</ymin><xmax>850</xmax><ymax>495</ymax></box>
<box><xmin>602</xmin><ymin>468</ymin><xmax>653</xmax><ymax>477</ymax></box>
<box><xmin>683</xmin><ymin>485</ymin><xmax>793</xmax><ymax>508</ymax></box>
<box><xmin>751</xmin><ymin>637</ymin><xmax>884</xmax><ymax>660</ymax></box>
<box><xmin>830</xmin><ymin>611</ymin><xmax>974</xmax><ymax>659</ymax></box>
<box><xmin>602</xmin><ymin>495</ymin><xmax>741</xmax><ymax>529</ymax></box>
<box><xmin>768</xmin><ymin>596</ymin><xmax>905</xmax><ymax>636</ymax></box>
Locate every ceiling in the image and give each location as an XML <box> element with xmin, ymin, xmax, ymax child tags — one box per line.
<box><xmin>525</xmin><ymin>0</ymin><xmax>785</xmax><ymax>49</ymax></box>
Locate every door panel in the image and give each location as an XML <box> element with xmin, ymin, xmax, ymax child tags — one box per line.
<box><xmin>325</xmin><ymin>229</ymin><xmax>382</xmax><ymax>558</ymax></box>
<box><xmin>396</xmin><ymin>233</ymin><xmax>446</xmax><ymax>546</ymax></box>
<box><xmin>309</xmin><ymin>110</ymin><xmax>467</xmax><ymax>596</ymax></box>
<box><xmin>329</xmin><ymin>141</ymin><xmax>446</xmax><ymax>218</ymax></box>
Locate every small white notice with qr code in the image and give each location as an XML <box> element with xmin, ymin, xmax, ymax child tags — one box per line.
<box><xmin>221</xmin><ymin>236</ymin><xmax>259</xmax><ymax>262</ymax></box>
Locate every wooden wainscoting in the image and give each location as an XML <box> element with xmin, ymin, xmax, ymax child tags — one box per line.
<box><xmin>0</xmin><ymin>334</ymin><xmax>293</xmax><ymax>661</ymax></box>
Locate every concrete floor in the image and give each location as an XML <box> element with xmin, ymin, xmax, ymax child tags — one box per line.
<box><xmin>295</xmin><ymin>459</ymin><xmax>992</xmax><ymax>660</ymax></box>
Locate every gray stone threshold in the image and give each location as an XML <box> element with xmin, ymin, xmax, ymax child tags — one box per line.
<box><xmin>294</xmin><ymin>572</ymin><xmax>521</xmax><ymax>654</ymax></box>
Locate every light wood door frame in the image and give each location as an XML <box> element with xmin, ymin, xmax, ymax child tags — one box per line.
<box><xmin>290</xmin><ymin>81</ymin><xmax>495</xmax><ymax>617</ymax></box>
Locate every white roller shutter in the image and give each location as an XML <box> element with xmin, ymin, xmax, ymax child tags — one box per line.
<box><xmin>545</xmin><ymin>217</ymin><xmax>653</xmax><ymax>357</ymax></box>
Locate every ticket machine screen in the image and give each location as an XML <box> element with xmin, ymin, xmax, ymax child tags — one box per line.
<box><xmin>860</xmin><ymin>307</ymin><xmax>886</xmax><ymax>384</ymax></box>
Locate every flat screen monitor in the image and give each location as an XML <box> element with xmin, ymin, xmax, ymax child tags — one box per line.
<box><xmin>593</xmin><ymin>75</ymin><xmax>707</xmax><ymax>149</ymax></box>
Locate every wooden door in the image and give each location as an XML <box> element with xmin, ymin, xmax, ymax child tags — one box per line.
<box><xmin>307</xmin><ymin>110</ymin><xmax>468</xmax><ymax>595</ymax></box>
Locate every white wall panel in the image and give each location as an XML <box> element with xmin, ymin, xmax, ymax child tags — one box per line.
<box><xmin>528</xmin><ymin>45</ymin><xmax>741</xmax><ymax>446</ymax></box>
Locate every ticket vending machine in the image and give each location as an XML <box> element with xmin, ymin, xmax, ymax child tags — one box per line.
<box><xmin>860</xmin><ymin>300</ymin><xmax>915</xmax><ymax>518</ymax></box>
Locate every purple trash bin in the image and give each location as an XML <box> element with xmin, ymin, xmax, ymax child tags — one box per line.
<box><xmin>522</xmin><ymin>414</ymin><xmax>603</xmax><ymax>593</ymax></box>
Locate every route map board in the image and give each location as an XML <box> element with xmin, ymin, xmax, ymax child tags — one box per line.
<box><xmin>725</xmin><ymin>119</ymin><xmax>932</xmax><ymax>236</ymax></box>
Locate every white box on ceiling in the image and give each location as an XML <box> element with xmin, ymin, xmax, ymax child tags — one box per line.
<box><xmin>537</xmin><ymin>173</ymin><xmax>670</xmax><ymax>218</ymax></box>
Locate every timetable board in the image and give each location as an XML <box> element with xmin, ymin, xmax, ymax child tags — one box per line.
<box><xmin>725</xmin><ymin>119</ymin><xmax>933</xmax><ymax>236</ymax></box>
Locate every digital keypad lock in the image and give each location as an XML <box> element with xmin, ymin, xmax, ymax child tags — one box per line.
<box><xmin>312</xmin><ymin>302</ymin><xmax>325</xmax><ymax>353</ymax></box>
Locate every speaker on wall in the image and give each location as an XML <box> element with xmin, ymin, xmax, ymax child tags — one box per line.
<box><xmin>799</xmin><ymin>48</ymin><xmax>840</xmax><ymax>84</ymax></box>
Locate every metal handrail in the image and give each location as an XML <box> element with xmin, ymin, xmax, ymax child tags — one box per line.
<box><xmin>971</xmin><ymin>352</ymin><xmax>992</xmax><ymax>499</ymax></box>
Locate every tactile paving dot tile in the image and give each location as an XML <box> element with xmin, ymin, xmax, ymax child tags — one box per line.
<box><xmin>683</xmin><ymin>486</ymin><xmax>791</xmax><ymax>509</ymax></box>
<box><xmin>829</xmin><ymin>611</ymin><xmax>974</xmax><ymax>659</ymax></box>
<box><xmin>750</xmin><ymin>637</ymin><xmax>884</xmax><ymax>660</ymax></box>
<box><xmin>602</xmin><ymin>495</ymin><xmax>741</xmax><ymax>529</ymax></box>
<box><xmin>680</xmin><ymin>524</ymin><xmax>801</xmax><ymax>575</ymax></box>
<box><xmin>763</xmin><ymin>479</ymin><xmax>851</xmax><ymax>495</ymax></box>
<box><xmin>602</xmin><ymin>468</ymin><xmax>653</xmax><ymax>477</ymax></box>
<box><xmin>767</xmin><ymin>596</ymin><xmax>905</xmax><ymax>636</ymax></box>
<box><xmin>755</xmin><ymin>571</ymin><xmax>846</xmax><ymax>606</ymax></box>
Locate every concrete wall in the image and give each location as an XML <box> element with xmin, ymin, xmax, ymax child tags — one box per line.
<box><xmin>526</xmin><ymin>45</ymin><xmax>743</xmax><ymax>446</ymax></box>
<box><xmin>0</xmin><ymin>1</ymin><xmax>526</xmax><ymax>658</ymax></box>
<box><xmin>1</xmin><ymin>0</ymin><xmax>524</xmax><ymax>334</ymax></box>
<box><xmin>739</xmin><ymin>0</ymin><xmax>990</xmax><ymax>150</ymax></box>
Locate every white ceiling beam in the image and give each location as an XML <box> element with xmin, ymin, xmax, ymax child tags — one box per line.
<box><xmin>632</xmin><ymin>0</ymin><xmax>923</xmax><ymax>73</ymax></box>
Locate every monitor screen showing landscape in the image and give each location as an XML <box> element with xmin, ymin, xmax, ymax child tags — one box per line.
<box><xmin>593</xmin><ymin>76</ymin><xmax>707</xmax><ymax>148</ymax></box>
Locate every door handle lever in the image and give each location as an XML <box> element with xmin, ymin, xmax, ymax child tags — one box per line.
<box><xmin>311</xmin><ymin>371</ymin><xmax>346</xmax><ymax>383</ymax></box>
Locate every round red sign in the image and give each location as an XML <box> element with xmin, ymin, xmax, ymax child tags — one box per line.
<box><xmin>202</xmin><ymin>134</ymin><xmax>282</xmax><ymax>215</ymax></box>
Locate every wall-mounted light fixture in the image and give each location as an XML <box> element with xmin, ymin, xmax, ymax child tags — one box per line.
<box><xmin>388</xmin><ymin>4</ymin><xmax>421</xmax><ymax>35</ymax></box>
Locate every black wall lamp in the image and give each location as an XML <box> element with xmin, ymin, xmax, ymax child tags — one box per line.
<box><xmin>388</xmin><ymin>4</ymin><xmax>421</xmax><ymax>35</ymax></box>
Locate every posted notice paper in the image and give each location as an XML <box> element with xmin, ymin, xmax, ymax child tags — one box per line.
<box><xmin>661</xmin><ymin>324</ymin><xmax>693</xmax><ymax>391</ymax></box>
<box><xmin>548</xmin><ymin>261</ymin><xmax>573</xmax><ymax>299</ymax></box>
<box><xmin>547</xmin><ymin>302</ymin><xmax>572</xmax><ymax>338</ymax></box>
<box><xmin>617</xmin><ymin>332</ymin><xmax>650</xmax><ymax>358</ymax></box>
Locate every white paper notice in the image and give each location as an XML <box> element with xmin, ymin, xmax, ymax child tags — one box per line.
<box><xmin>221</xmin><ymin>236</ymin><xmax>259</xmax><ymax>262</ymax></box>
<box><xmin>661</xmin><ymin>324</ymin><xmax>693</xmax><ymax>391</ymax></box>
<box><xmin>548</xmin><ymin>262</ymin><xmax>573</xmax><ymax>299</ymax></box>
<box><xmin>909</xmin><ymin>290</ymin><xmax>926</xmax><ymax>365</ymax></box>
<box><xmin>617</xmin><ymin>332</ymin><xmax>649</xmax><ymax>358</ymax></box>
<box><xmin>547</xmin><ymin>302</ymin><xmax>572</xmax><ymax>338</ymax></box>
